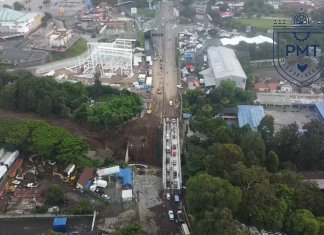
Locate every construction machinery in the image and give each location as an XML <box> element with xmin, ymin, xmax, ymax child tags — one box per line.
<box><xmin>53</xmin><ymin>171</ymin><xmax>69</xmax><ymax>183</ymax></box>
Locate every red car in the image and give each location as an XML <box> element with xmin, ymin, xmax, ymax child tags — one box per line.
<box><xmin>172</xmin><ymin>151</ymin><xmax>176</xmax><ymax>157</ymax></box>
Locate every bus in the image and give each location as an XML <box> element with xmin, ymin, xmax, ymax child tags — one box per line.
<box><xmin>181</xmin><ymin>223</ymin><xmax>190</xmax><ymax>235</ymax></box>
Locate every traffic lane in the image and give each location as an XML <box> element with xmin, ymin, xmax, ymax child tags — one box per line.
<box><xmin>0</xmin><ymin>217</ymin><xmax>93</xmax><ymax>235</ymax></box>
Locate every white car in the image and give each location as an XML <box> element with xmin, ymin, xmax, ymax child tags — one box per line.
<box><xmin>11</xmin><ymin>180</ymin><xmax>21</xmax><ymax>185</ymax></box>
<box><xmin>166</xmin><ymin>192</ymin><xmax>171</xmax><ymax>200</ymax></box>
<box><xmin>168</xmin><ymin>210</ymin><xmax>174</xmax><ymax>220</ymax></box>
<box><xmin>169</xmin><ymin>100</ymin><xmax>173</xmax><ymax>106</ymax></box>
<box><xmin>102</xmin><ymin>194</ymin><xmax>111</xmax><ymax>200</ymax></box>
<box><xmin>27</xmin><ymin>182</ymin><xmax>39</xmax><ymax>188</ymax></box>
<box><xmin>166</xmin><ymin>165</ymin><xmax>170</xmax><ymax>172</ymax></box>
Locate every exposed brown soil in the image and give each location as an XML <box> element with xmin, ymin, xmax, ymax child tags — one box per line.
<box><xmin>0</xmin><ymin>109</ymin><xmax>162</xmax><ymax>167</ymax></box>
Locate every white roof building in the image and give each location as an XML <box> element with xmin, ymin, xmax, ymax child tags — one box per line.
<box><xmin>0</xmin><ymin>8</ymin><xmax>43</xmax><ymax>37</ymax></box>
<box><xmin>199</xmin><ymin>46</ymin><xmax>247</xmax><ymax>89</ymax></box>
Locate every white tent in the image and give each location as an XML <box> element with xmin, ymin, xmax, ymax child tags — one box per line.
<box><xmin>221</xmin><ymin>35</ymin><xmax>274</xmax><ymax>46</ymax></box>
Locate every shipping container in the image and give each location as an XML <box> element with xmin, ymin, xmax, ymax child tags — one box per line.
<box><xmin>3</xmin><ymin>151</ymin><xmax>19</xmax><ymax>168</ymax></box>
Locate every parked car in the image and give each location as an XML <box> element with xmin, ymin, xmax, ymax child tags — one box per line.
<box><xmin>166</xmin><ymin>158</ymin><xmax>170</xmax><ymax>164</ymax></box>
<box><xmin>166</xmin><ymin>181</ymin><xmax>171</xmax><ymax>187</ymax></box>
<box><xmin>171</xmin><ymin>118</ymin><xmax>176</xmax><ymax>123</ymax></box>
<box><xmin>173</xmin><ymin>171</ymin><xmax>177</xmax><ymax>178</ymax></box>
<box><xmin>102</xmin><ymin>194</ymin><xmax>111</xmax><ymax>200</ymax></box>
<box><xmin>11</xmin><ymin>180</ymin><xmax>20</xmax><ymax>185</ymax></box>
<box><xmin>166</xmin><ymin>165</ymin><xmax>170</xmax><ymax>172</ymax></box>
<box><xmin>174</xmin><ymin>181</ymin><xmax>178</xmax><ymax>188</ymax></box>
<box><xmin>173</xmin><ymin>160</ymin><xmax>176</xmax><ymax>166</ymax></box>
<box><xmin>172</xmin><ymin>144</ymin><xmax>176</xmax><ymax>150</ymax></box>
<box><xmin>177</xmin><ymin>211</ymin><xmax>185</xmax><ymax>223</ymax></box>
<box><xmin>95</xmin><ymin>188</ymin><xmax>104</xmax><ymax>196</ymax></box>
<box><xmin>27</xmin><ymin>182</ymin><xmax>39</xmax><ymax>188</ymax></box>
<box><xmin>168</xmin><ymin>210</ymin><xmax>175</xmax><ymax>220</ymax></box>
<box><xmin>169</xmin><ymin>100</ymin><xmax>173</xmax><ymax>106</ymax></box>
<box><xmin>166</xmin><ymin>192</ymin><xmax>171</xmax><ymax>200</ymax></box>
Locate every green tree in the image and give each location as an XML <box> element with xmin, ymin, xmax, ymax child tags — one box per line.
<box><xmin>187</xmin><ymin>174</ymin><xmax>242</xmax><ymax>218</ymax></box>
<box><xmin>206</xmin><ymin>144</ymin><xmax>245</xmax><ymax>177</ymax></box>
<box><xmin>193</xmin><ymin>208</ymin><xmax>245</xmax><ymax>235</ymax></box>
<box><xmin>46</xmin><ymin>184</ymin><xmax>65</xmax><ymax>205</ymax></box>
<box><xmin>258</xmin><ymin>115</ymin><xmax>274</xmax><ymax>143</ymax></box>
<box><xmin>240</xmin><ymin>131</ymin><xmax>265</xmax><ymax>166</ymax></box>
<box><xmin>13</xmin><ymin>1</ymin><xmax>24</xmax><ymax>10</ymax></box>
<box><xmin>286</xmin><ymin>209</ymin><xmax>320</xmax><ymax>235</ymax></box>
<box><xmin>265</xmin><ymin>151</ymin><xmax>279</xmax><ymax>173</ymax></box>
<box><xmin>115</xmin><ymin>223</ymin><xmax>143</xmax><ymax>235</ymax></box>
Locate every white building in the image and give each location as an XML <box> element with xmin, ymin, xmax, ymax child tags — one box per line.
<box><xmin>49</xmin><ymin>29</ymin><xmax>73</xmax><ymax>48</ymax></box>
<box><xmin>0</xmin><ymin>7</ymin><xmax>42</xmax><ymax>38</ymax></box>
<box><xmin>199</xmin><ymin>46</ymin><xmax>247</xmax><ymax>89</ymax></box>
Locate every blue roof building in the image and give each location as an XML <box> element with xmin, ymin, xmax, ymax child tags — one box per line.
<box><xmin>118</xmin><ymin>168</ymin><xmax>133</xmax><ymax>188</ymax></box>
<box><xmin>315</xmin><ymin>101</ymin><xmax>324</xmax><ymax>124</ymax></box>
<box><xmin>237</xmin><ymin>105</ymin><xmax>265</xmax><ymax>131</ymax></box>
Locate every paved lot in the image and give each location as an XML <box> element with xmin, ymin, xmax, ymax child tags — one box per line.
<box><xmin>0</xmin><ymin>217</ymin><xmax>93</xmax><ymax>235</ymax></box>
<box><xmin>265</xmin><ymin>107</ymin><xmax>317</xmax><ymax>132</ymax></box>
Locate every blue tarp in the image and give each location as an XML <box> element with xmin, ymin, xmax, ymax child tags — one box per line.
<box><xmin>315</xmin><ymin>101</ymin><xmax>324</xmax><ymax>123</ymax></box>
<box><xmin>53</xmin><ymin>217</ymin><xmax>67</xmax><ymax>232</ymax></box>
<box><xmin>84</xmin><ymin>180</ymin><xmax>93</xmax><ymax>192</ymax></box>
<box><xmin>118</xmin><ymin>168</ymin><xmax>133</xmax><ymax>188</ymax></box>
<box><xmin>237</xmin><ymin>105</ymin><xmax>265</xmax><ymax>131</ymax></box>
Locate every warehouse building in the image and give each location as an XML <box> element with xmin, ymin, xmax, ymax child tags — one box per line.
<box><xmin>237</xmin><ymin>105</ymin><xmax>265</xmax><ymax>131</ymax></box>
<box><xmin>199</xmin><ymin>46</ymin><xmax>247</xmax><ymax>90</ymax></box>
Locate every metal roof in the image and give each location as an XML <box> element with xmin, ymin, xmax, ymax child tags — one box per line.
<box><xmin>206</xmin><ymin>46</ymin><xmax>247</xmax><ymax>89</ymax></box>
<box><xmin>237</xmin><ymin>105</ymin><xmax>265</xmax><ymax>131</ymax></box>
<box><xmin>315</xmin><ymin>101</ymin><xmax>324</xmax><ymax>119</ymax></box>
<box><xmin>0</xmin><ymin>8</ymin><xmax>39</xmax><ymax>23</ymax></box>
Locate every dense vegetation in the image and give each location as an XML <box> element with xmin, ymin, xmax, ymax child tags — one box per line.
<box><xmin>0</xmin><ymin>70</ymin><xmax>142</xmax><ymax>129</ymax></box>
<box><xmin>0</xmin><ymin>118</ymin><xmax>95</xmax><ymax>167</ymax></box>
<box><xmin>183</xmin><ymin>81</ymin><xmax>324</xmax><ymax>234</ymax></box>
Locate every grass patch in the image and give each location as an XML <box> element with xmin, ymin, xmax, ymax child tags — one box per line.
<box><xmin>51</xmin><ymin>37</ymin><xmax>88</xmax><ymax>61</ymax></box>
<box><xmin>232</xmin><ymin>18</ymin><xmax>291</xmax><ymax>30</ymax></box>
<box><xmin>137</xmin><ymin>8</ymin><xmax>156</xmax><ymax>18</ymax></box>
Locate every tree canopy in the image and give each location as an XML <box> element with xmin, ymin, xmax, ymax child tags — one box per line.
<box><xmin>0</xmin><ymin>70</ymin><xmax>141</xmax><ymax>129</ymax></box>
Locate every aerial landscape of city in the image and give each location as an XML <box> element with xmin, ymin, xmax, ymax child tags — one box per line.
<box><xmin>1</xmin><ymin>0</ymin><xmax>324</xmax><ymax>234</ymax></box>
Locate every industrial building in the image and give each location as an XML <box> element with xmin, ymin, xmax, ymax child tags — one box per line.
<box><xmin>200</xmin><ymin>47</ymin><xmax>247</xmax><ymax>90</ymax></box>
<box><xmin>0</xmin><ymin>7</ymin><xmax>42</xmax><ymax>39</ymax></box>
<box><xmin>237</xmin><ymin>105</ymin><xmax>265</xmax><ymax>131</ymax></box>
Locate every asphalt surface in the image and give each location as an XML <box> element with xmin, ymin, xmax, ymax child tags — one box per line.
<box><xmin>0</xmin><ymin>216</ymin><xmax>93</xmax><ymax>235</ymax></box>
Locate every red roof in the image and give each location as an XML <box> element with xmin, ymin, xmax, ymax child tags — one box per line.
<box><xmin>77</xmin><ymin>168</ymin><xmax>94</xmax><ymax>188</ymax></box>
<box><xmin>220</xmin><ymin>12</ymin><xmax>234</xmax><ymax>18</ymax></box>
<box><xmin>7</xmin><ymin>159</ymin><xmax>23</xmax><ymax>178</ymax></box>
<box><xmin>254</xmin><ymin>81</ymin><xmax>279</xmax><ymax>91</ymax></box>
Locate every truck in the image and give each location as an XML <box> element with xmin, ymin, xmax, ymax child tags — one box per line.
<box><xmin>181</xmin><ymin>223</ymin><xmax>190</xmax><ymax>235</ymax></box>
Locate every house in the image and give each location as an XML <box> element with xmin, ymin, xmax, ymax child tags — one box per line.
<box><xmin>254</xmin><ymin>80</ymin><xmax>280</xmax><ymax>92</ymax></box>
<box><xmin>77</xmin><ymin>168</ymin><xmax>94</xmax><ymax>190</ymax></box>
